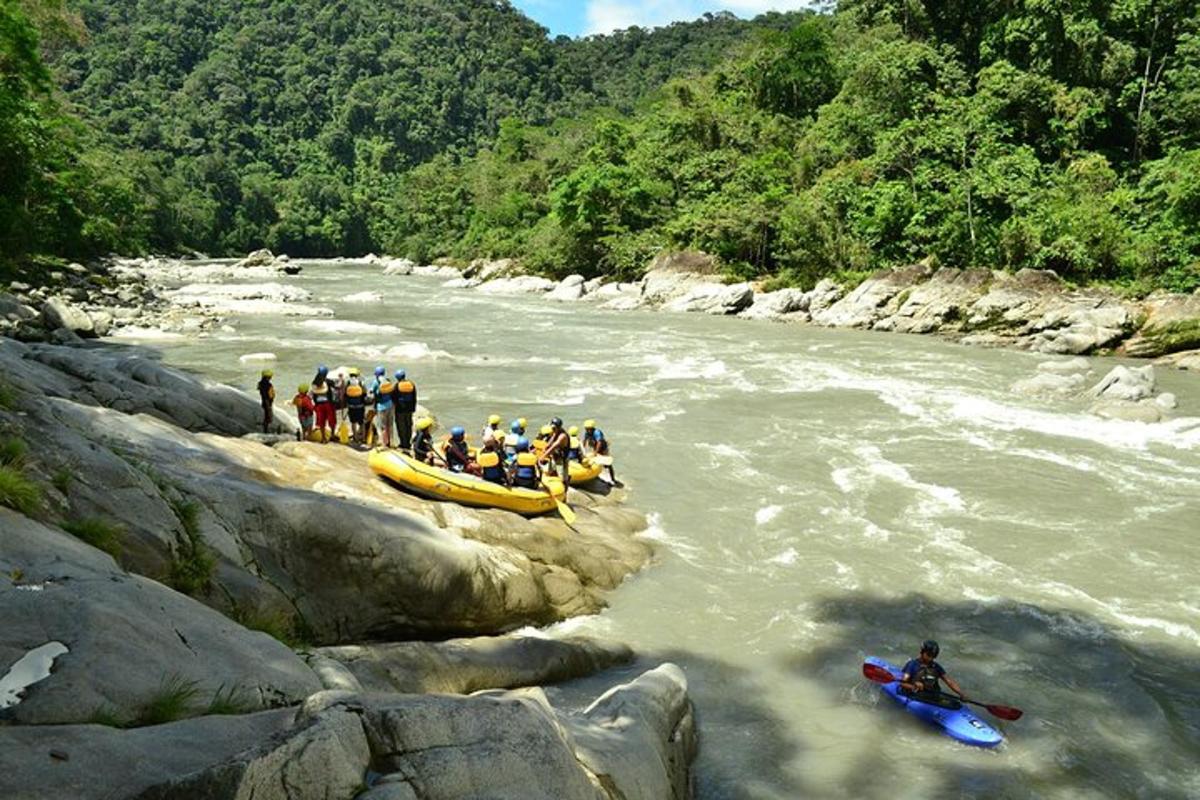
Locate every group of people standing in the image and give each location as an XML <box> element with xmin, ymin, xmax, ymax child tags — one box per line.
<box><xmin>255</xmin><ymin>366</ymin><xmax>613</xmax><ymax>490</ymax></box>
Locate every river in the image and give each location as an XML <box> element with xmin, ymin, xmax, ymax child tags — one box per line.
<box><xmin>118</xmin><ymin>261</ymin><xmax>1200</xmax><ymax>799</ymax></box>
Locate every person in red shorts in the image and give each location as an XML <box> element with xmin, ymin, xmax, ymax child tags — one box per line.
<box><xmin>310</xmin><ymin>373</ymin><xmax>337</xmax><ymax>443</ymax></box>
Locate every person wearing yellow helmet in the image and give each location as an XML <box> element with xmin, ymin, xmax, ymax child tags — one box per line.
<box><xmin>582</xmin><ymin>419</ymin><xmax>615</xmax><ymax>482</ymax></box>
<box><xmin>256</xmin><ymin>369</ymin><xmax>276</xmax><ymax>433</ymax></box>
<box><xmin>411</xmin><ymin>416</ymin><xmax>440</xmax><ymax>465</ymax></box>
<box><xmin>292</xmin><ymin>384</ymin><xmax>315</xmax><ymax>441</ymax></box>
<box><xmin>481</xmin><ymin>413</ymin><xmax>503</xmax><ymax>442</ymax></box>
<box><xmin>566</xmin><ymin>426</ymin><xmax>583</xmax><ymax>462</ymax></box>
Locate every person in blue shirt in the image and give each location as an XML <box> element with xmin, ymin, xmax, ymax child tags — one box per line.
<box><xmin>899</xmin><ymin>640</ymin><xmax>968</xmax><ymax>707</ymax></box>
<box><xmin>582</xmin><ymin>419</ymin><xmax>615</xmax><ymax>482</ymax></box>
<box><xmin>370</xmin><ymin>366</ymin><xmax>395</xmax><ymax>448</ymax></box>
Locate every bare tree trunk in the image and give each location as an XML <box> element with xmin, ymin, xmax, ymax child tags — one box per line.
<box><xmin>1134</xmin><ymin>14</ymin><xmax>1162</xmax><ymax>164</ymax></box>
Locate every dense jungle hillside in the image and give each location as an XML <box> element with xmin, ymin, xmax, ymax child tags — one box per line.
<box><xmin>3</xmin><ymin>0</ymin><xmax>1200</xmax><ymax>292</ymax></box>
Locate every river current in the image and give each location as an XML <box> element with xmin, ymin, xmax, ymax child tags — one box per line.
<box><xmin>119</xmin><ymin>261</ymin><xmax>1200</xmax><ymax>799</ymax></box>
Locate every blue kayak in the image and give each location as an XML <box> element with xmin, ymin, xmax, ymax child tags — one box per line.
<box><xmin>865</xmin><ymin>656</ymin><xmax>1004</xmax><ymax>748</ymax></box>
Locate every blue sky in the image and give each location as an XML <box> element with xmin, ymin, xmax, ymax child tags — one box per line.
<box><xmin>512</xmin><ymin>1</ymin><xmax>812</xmax><ymax>37</ymax></box>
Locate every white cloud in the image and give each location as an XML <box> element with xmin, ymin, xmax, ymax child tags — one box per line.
<box><xmin>584</xmin><ymin>0</ymin><xmax>812</xmax><ymax>35</ymax></box>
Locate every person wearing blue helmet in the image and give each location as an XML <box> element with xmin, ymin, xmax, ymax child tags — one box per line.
<box><xmin>391</xmin><ymin>368</ymin><xmax>417</xmax><ymax>451</ymax></box>
<box><xmin>509</xmin><ymin>436</ymin><xmax>541</xmax><ymax>489</ymax></box>
<box><xmin>443</xmin><ymin>426</ymin><xmax>478</xmax><ymax>475</ymax></box>
<box><xmin>370</xmin><ymin>365</ymin><xmax>395</xmax><ymax>448</ymax></box>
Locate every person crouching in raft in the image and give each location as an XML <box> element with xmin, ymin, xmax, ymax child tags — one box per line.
<box><xmin>509</xmin><ymin>437</ymin><xmax>541</xmax><ymax>489</ymax></box>
<box><xmin>582</xmin><ymin>419</ymin><xmax>615</xmax><ymax>482</ymax></box>
<box><xmin>343</xmin><ymin>367</ymin><xmax>367</xmax><ymax>444</ymax></box>
<box><xmin>256</xmin><ymin>369</ymin><xmax>275</xmax><ymax>433</ymax></box>
<box><xmin>444</xmin><ymin>427</ymin><xmax>480</xmax><ymax>476</ymax></box>
<box><xmin>478</xmin><ymin>435</ymin><xmax>510</xmax><ymax>487</ymax></box>
<box><xmin>392</xmin><ymin>369</ymin><xmax>417</xmax><ymax>453</ymax></box>
<box><xmin>310</xmin><ymin>371</ymin><xmax>337</xmax><ymax>443</ymax></box>
<box><xmin>541</xmin><ymin>417</ymin><xmax>571</xmax><ymax>489</ymax></box>
<box><xmin>412</xmin><ymin>417</ymin><xmax>438</xmax><ymax>464</ymax></box>
<box><xmin>292</xmin><ymin>384</ymin><xmax>315</xmax><ymax>441</ymax></box>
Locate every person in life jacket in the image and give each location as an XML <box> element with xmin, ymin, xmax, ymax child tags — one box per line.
<box><xmin>310</xmin><ymin>374</ymin><xmax>337</xmax><ymax>443</ymax></box>
<box><xmin>582</xmin><ymin>419</ymin><xmax>616</xmax><ymax>482</ymax></box>
<box><xmin>535</xmin><ymin>425</ymin><xmax>552</xmax><ymax>445</ymax></box>
<box><xmin>292</xmin><ymin>384</ymin><xmax>315</xmax><ymax>441</ymax></box>
<box><xmin>391</xmin><ymin>369</ymin><xmax>417</xmax><ymax>451</ymax></box>
<box><xmin>566</xmin><ymin>426</ymin><xmax>583</xmax><ymax>462</ymax></box>
<box><xmin>311</xmin><ymin>364</ymin><xmax>329</xmax><ymax>390</ymax></box>
<box><xmin>256</xmin><ymin>369</ymin><xmax>275</xmax><ymax>433</ymax></box>
<box><xmin>477</xmin><ymin>436</ymin><xmax>510</xmax><ymax>486</ymax></box>
<box><xmin>509</xmin><ymin>437</ymin><xmax>541</xmax><ymax>489</ymax></box>
<box><xmin>541</xmin><ymin>417</ymin><xmax>571</xmax><ymax>487</ymax></box>
<box><xmin>343</xmin><ymin>367</ymin><xmax>367</xmax><ymax>444</ymax></box>
<box><xmin>505</xmin><ymin>420</ymin><xmax>525</xmax><ymax>461</ymax></box>
<box><xmin>443</xmin><ymin>426</ymin><xmax>480</xmax><ymax>476</ymax></box>
<box><xmin>412</xmin><ymin>417</ymin><xmax>437</xmax><ymax>465</ymax></box>
<box><xmin>370</xmin><ymin>366</ymin><xmax>395</xmax><ymax>449</ymax></box>
<box><xmin>481</xmin><ymin>413</ymin><xmax>503</xmax><ymax>442</ymax></box>
<box><xmin>899</xmin><ymin>640</ymin><xmax>968</xmax><ymax>709</ymax></box>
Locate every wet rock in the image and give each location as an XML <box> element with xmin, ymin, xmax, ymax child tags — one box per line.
<box><xmin>410</xmin><ymin>264</ymin><xmax>462</xmax><ymax>278</ymax></box>
<box><xmin>478</xmin><ymin>275</ymin><xmax>556</xmax><ymax>295</ymax></box>
<box><xmin>812</xmin><ymin>263</ymin><xmax>935</xmax><ymax>329</ymax></box>
<box><xmin>1156</xmin><ymin>392</ymin><xmax>1178</xmax><ymax>410</ymax></box>
<box><xmin>1155</xmin><ymin>349</ymin><xmax>1200</xmax><ymax>370</ymax></box>
<box><xmin>547</xmin><ymin>274</ymin><xmax>588</xmax><ymax>302</ymax></box>
<box><xmin>806</xmin><ymin>279</ymin><xmax>844</xmax><ymax>315</ymax></box>
<box><xmin>875</xmin><ymin>268</ymin><xmax>992</xmax><ymax>334</ymax></box>
<box><xmin>0</xmin><ymin>293</ymin><xmax>37</xmax><ymax>321</ymax></box>
<box><xmin>1089</xmin><ymin>399</ymin><xmax>1166</xmax><ymax>423</ymax></box>
<box><xmin>442</xmin><ymin>277</ymin><xmax>482</xmax><ymax>289</ymax></box>
<box><xmin>1037</xmin><ymin>357</ymin><xmax>1091</xmax><ymax>375</ymax></box>
<box><xmin>382</xmin><ymin>261</ymin><xmax>414</xmax><ymax>276</ymax></box>
<box><xmin>1026</xmin><ymin>299</ymin><xmax>1133</xmax><ymax>355</ymax></box>
<box><xmin>595</xmin><ymin>282</ymin><xmax>643</xmax><ymax>310</ymax></box>
<box><xmin>1011</xmin><ymin>371</ymin><xmax>1088</xmax><ymax>397</ymax></box>
<box><xmin>1088</xmin><ymin>365</ymin><xmax>1157</xmax><ymax>401</ymax></box>
<box><xmin>88</xmin><ymin>310</ymin><xmax>113</xmax><ymax>338</ymax></box>
<box><xmin>315</xmin><ymin>634</ymin><xmax>633</xmax><ymax>694</ymax></box>
<box><xmin>739</xmin><ymin>288</ymin><xmax>809</xmax><ymax>321</ymax></box>
<box><xmin>662</xmin><ymin>282</ymin><xmax>754</xmax><ymax>315</ymax></box>
<box><xmin>41</xmin><ymin>297</ymin><xmax>96</xmax><ymax>337</ymax></box>
<box><xmin>234</xmin><ymin>248</ymin><xmax>279</xmax><ymax>269</ymax></box>
<box><xmin>965</xmin><ymin>269</ymin><xmax>1066</xmax><ymax>330</ymax></box>
<box><xmin>1123</xmin><ymin>293</ymin><xmax>1200</xmax><ymax>357</ymax></box>
<box><xmin>0</xmin><ymin>509</ymin><xmax>322</xmax><ymax>725</ymax></box>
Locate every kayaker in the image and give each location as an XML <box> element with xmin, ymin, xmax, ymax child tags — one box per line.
<box><xmin>582</xmin><ymin>419</ymin><xmax>615</xmax><ymax>481</ymax></box>
<box><xmin>510</xmin><ymin>437</ymin><xmax>541</xmax><ymax>489</ymax></box>
<box><xmin>392</xmin><ymin>369</ymin><xmax>417</xmax><ymax>452</ymax></box>
<box><xmin>541</xmin><ymin>417</ymin><xmax>571</xmax><ymax>488</ymax></box>
<box><xmin>256</xmin><ymin>369</ymin><xmax>275</xmax><ymax>433</ymax></box>
<box><xmin>292</xmin><ymin>384</ymin><xmax>315</xmax><ymax>441</ymax></box>
<box><xmin>899</xmin><ymin>641</ymin><xmax>968</xmax><ymax>707</ymax></box>
<box><xmin>412</xmin><ymin>417</ymin><xmax>439</xmax><ymax>464</ymax></box>
<box><xmin>481</xmin><ymin>414</ymin><xmax>503</xmax><ymax>441</ymax></box>
<box><xmin>370</xmin><ymin>366</ymin><xmax>394</xmax><ymax>449</ymax></box>
<box><xmin>444</xmin><ymin>427</ymin><xmax>480</xmax><ymax>475</ymax></box>
<box><xmin>344</xmin><ymin>367</ymin><xmax>367</xmax><ymax>444</ymax></box>
<box><xmin>478</xmin><ymin>437</ymin><xmax>510</xmax><ymax>486</ymax></box>
<box><xmin>311</xmin><ymin>374</ymin><xmax>337</xmax><ymax>443</ymax></box>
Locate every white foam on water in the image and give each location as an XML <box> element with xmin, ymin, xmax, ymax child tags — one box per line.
<box><xmin>768</xmin><ymin>547</ymin><xmax>799</xmax><ymax>565</ymax></box>
<box><xmin>0</xmin><ymin>641</ymin><xmax>69</xmax><ymax>709</ymax></box>
<box><xmin>830</xmin><ymin>444</ymin><xmax>965</xmax><ymax>515</ymax></box>
<box><xmin>342</xmin><ymin>291</ymin><xmax>383</xmax><ymax>303</ymax></box>
<box><xmin>238</xmin><ymin>352</ymin><xmax>277</xmax><ymax>364</ymax></box>
<box><xmin>108</xmin><ymin>326</ymin><xmax>186</xmax><ymax>340</ymax></box>
<box><xmin>300</xmin><ymin>319</ymin><xmax>404</xmax><ymax>336</ymax></box>
<box><xmin>755</xmin><ymin>505</ymin><xmax>783</xmax><ymax>526</ymax></box>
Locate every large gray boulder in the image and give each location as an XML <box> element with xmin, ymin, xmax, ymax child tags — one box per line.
<box><xmin>1088</xmin><ymin>365</ymin><xmax>1157</xmax><ymax>401</ymax></box>
<box><xmin>0</xmin><ymin>510</ymin><xmax>322</xmax><ymax>725</ymax></box>
<box><xmin>1123</xmin><ymin>293</ymin><xmax>1200</xmax><ymax>357</ymax></box>
<box><xmin>739</xmin><ymin>288</ymin><xmax>809</xmax><ymax>321</ymax></box>
<box><xmin>662</xmin><ymin>282</ymin><xmax>754</xmax><ymax>315</ymax></box>
<box><xmin>315</xmin><ymin>634</ymin><xmax>633</xmax><ymax>694</ymax></box>
<box><xmin>811</xmin><ymin>263</ymin><xmax>934</xmax><ymax>329</ymax></box>
<box><xmin>1026</xmin><ymin>300</ymin><xmax>1133</xmax><ymax>355</ymax></box>
<box><xmin>547</xmin><ymin>274</ymin><xmax>588</xmax><ymax>302</ymax></box>
<box><xmin>874</xmin><ymin>268</ymin><xmax>993</xmax><ymax>334</ymax></box>
<box><xmin>477</xmin><ymin>275</ymin><xmax>556</xmax><ymax>295</ymax></box>
<box><xmin>41</xmin><ymin>297</ymin><xmax>95</xmax><ymax>337</ymax></box>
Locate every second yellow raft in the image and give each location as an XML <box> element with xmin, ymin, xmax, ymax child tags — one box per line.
<box><xmin>368</xmin><ymin>450</ymin><xmax>565</xmax><ymax>516</ymax></box>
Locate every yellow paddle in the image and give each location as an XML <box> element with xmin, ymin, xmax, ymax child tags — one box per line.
<box><xmin>542</xmin><ymin>478</ymin><xmax>576</xmax><ymax>525</ymax></box>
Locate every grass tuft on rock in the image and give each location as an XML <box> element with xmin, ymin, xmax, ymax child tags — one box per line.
<box><xmin>0</xmin><ymin>436</ymin><xmax>28</xmax><ymax>466</ymax></box>
<box><xmin>87</xmin><ymin>706</ymin><xmax>127</xmax><ymax>728</ymax></box>
<box><xmin>234</xmin><ymin>606</ymin><xmax>310</xmax><ymax>649</ymax></box>
<box><xmin>167</xmin><ymin>500</ymin><xmax>216</xmax><ymax>596</ymax></box>
<box><xmin>0</xmin><ymin>464</ymin><xmax>42</xmax><ymax>515</ymax></box>
<box><xmin>61</xmin><ymin>516</ymin><xmax>125</xmax><ymax>559</ymax></box>
<box><xmin>206</xmin><ymin>685</ymin><xmax>257</xmax><ymax>716</ymax></box>
<box><xmin>0</xmin><ymin>381</ymin><xmax>15</xmax><ymax>409</ymax></box>
<box><xmin>135</xmin><ymin>674</ymin><xmax>202</xmax><ymax>726</ymax></box>
<box><xmin>51</xmin><ymin>467</ymin><xmax>73</xmax><ymax>494</ymax></box>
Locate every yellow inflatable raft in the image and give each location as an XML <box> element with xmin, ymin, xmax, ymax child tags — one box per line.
<box><xmin>368</xmin><ymin>450</ymin><xmax>565</xmax><ymax>516</ymax></box>
<box><xmin>531</xmin><ymin>440</ymin><xmax>605</xmax><ymax>484</ymax></box>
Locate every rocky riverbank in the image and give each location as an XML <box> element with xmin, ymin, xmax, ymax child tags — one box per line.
<box><xmin>0</xmin><ymin>337</ymin><xmax>693</xmax><ymax>799</ymax></box>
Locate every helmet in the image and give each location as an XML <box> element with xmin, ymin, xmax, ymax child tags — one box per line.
<box><xmin>348</xmin><ymin>367</ymin><xmax>360</xmax><ymax>376</ymax></box>
<box><xmin>374</xmin><ymin>366</ymin><xmax>385</xmax><ymax>376</ymax></box>
<box><xmin>317</xmin><ymin>365</ymin><xmax>328</xmax><ymax>376</ymax></box>
<box><xmin>298</xmin><ymin>384</ymin><xmax>309</xmax><ymax>394</ymax></box>
<box><xmin>395</xmin><ymin>369</ymin><xmax>405</xmax><ymax>379</ymax></box>
<box><xmin>920</xmin><ymin>640</ymin><xmax>940</xmax><ymax>657</ymax></box>
<box><xmin>517</xmin><ymin>417</ymin><xmax>527</xmax><ymax>428</ymax></box>
<box><xmin>540</xmin><ymin>425</ymin><xmax>552</xmax><ymax>436</ymax></box>
<box><xmin>451</xmin><ymin>426</ymin><xmax>465</xmax><ymax>438</ymax></box>
<box><xmin>584</xmin><ymin>419</ymin><xmax>596</xmax><ymax>429</ymax></box>
<box><xmin>488</xmin><ymin>414</ymin><xmax>501</xmax><ymax>425</ymax></box>
<box><xmin>510</xmin><ymin>420</ymin><xmax>523</xmax><ymax>433</ymax></box>
<box><xmin>550</xmin><ymin>416</ymin><xmax>563</xmax><ymax>428</ymax></box>
<box><xmin>261</xmin><ymin>369</ymin><xmax>273</xmax><ymax>378</ymax></box>
<box><xmin>516</xmin><ymin>436</ymin><xmax>530</xmax><ymax>451</ymax></box>
<box><xmin>416</xmin><ymin>417</ymin><xmax>433</xmax><ymax>431</ymax></box>
<box><xmin>568</xmin><ymin>426</ymin><xmax>579</xmax><ymax>436</ymax></box>
<box><xmin>495</xmin><ymin>431</ymin><xmax>507</xmax><ymax>443</ymax></box>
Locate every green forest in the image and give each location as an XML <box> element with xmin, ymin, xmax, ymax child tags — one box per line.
<box><xmin>3</xmin><ymin>0</ymin><xmax>1200</xmax><ymax>292</ymax></box>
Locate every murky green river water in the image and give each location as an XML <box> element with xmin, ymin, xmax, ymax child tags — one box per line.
<box><xmin>119</xmin><ymin>261</ymin><xmax>1200</xmax><ymax>799</ymax></box>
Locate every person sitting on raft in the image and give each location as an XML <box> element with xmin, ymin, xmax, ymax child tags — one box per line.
<box><xmin>478</xmin><ymin>436</ymin><xmax>510</xmax><ymax>487</ymax></box>
<box><xmin>535</xmin><ymin>424</ymin><xmax>552</xmax><ymax>445</ymax></box>
<box><xmin>344</xmin><ymin>367</ymin><xmax>367</xmax><ymax>444</ymax></box>
<box><xmin>256</xmin><ymin>369</ymin><xmax>275</xmax><ymax>433</ymax></box>
<box><xmin>899</xmin><ymin>640</ymin><xmax>968</xmax><ymax>708</ymax></box>
<box><xmin>505</xmin><ymin>419</ymin><xmax>525</xmax><ymax>461</ymax></box>
<box><xmin>566</xmin><ymin>426</ymin><xmax>583</xmax><ymax>462</ymax></box>
<box><xmin>509</xmin><ymin>437</ymin><xmax>541</xmax><ymax>489</ymax></box>
<box><xmin>444</xmin><ymin>427</ymin><xmax>480</xmax><ymax>476</ymax></box>
<box><xmin>541</xmin><ymin>417</ymin><xmax>571</xmax><ymax>488</ymax></box>
<box><xmin>582</xmin><ymin>419</ymin><xmax>615</xmax><ymax>482</ymax></box>
<box><xmin>412</xmin><ymin>417</ymin><xmax>437</xmax><ymax>464</ymax></box>
<box><xmin>292</xmin><ymin>384</ymin><xmax>315</xmax><ymax>441</ymax></box>
<box><xmin>311</xmin><ymin>372</ymin><xmax>337</xmax><ymax>443</ymax></box>
<box><xmin>482</xmin><ymin>414</ymin><xmax>503</xmax><ymax>442</ymax></box>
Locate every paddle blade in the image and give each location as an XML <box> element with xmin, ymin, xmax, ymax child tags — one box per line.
<box><xmin>862</xmin><ymin>663</ymin><xmax>898</xmax><ymax>684</ymax></box>
<box><xmin>595</xmin><ymin>455</ymin><xmax>613</xmax><ymax>466</ymax></box>
<box><xmin>555</xmin><ymin>499</ymin><xmax>577</xmax><ymax>524</ymax></box>
<box><xmin>984</xmin><ymin>704</ymin><xmax>1023</xmax><ymax>721</ymax></box>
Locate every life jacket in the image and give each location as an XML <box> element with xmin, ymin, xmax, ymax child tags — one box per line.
<box><xmin>345</xmin><ymin>382</ymin><xmax>365</xmax><ymax>408</ymax></box>
<box><xmin>393</xmin><ymin>380</ymin><xmax>416</xmax><ymax>410</ymax></box>
<box><xmin>913</xmin><ymin>663</ymin><xmax>941</xmax><ymax>694</ymax></box>
<box><xmin>412</xmin><ymin>431</ymin><xmax>432</xmax><ymax>459</ymax></box>
<box><xmin>567</xmin><ymin>436</ymin><xmax>582</xmax><ymax>461</ymax></box>
<box><xmin>378</xmin><ymin>380</ymin><xmax>395</xmax><ymax>395</ymax></box>
<box><xmin>514</xmin><ymin>452</ymin><xmax>538</xmax><ymax>486</ymax></box>
<box><xmin>478</xmin><ymin>451</ymin><xmax>505</xmax><ymax>483</ymax></box>
<box><xmin>373</xmin><ymin>380</ymin><xmax>393</xmax><ymax>409</ymax></box>
<box><xmin>445</xmin><ymin>438</ymin><xmax>470</xmax><ymax>469</ymax></box>
<box><xmin>311</xmin><ymin>383</ymin><xmax>332</xmax><ymax>404</ymax></box>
